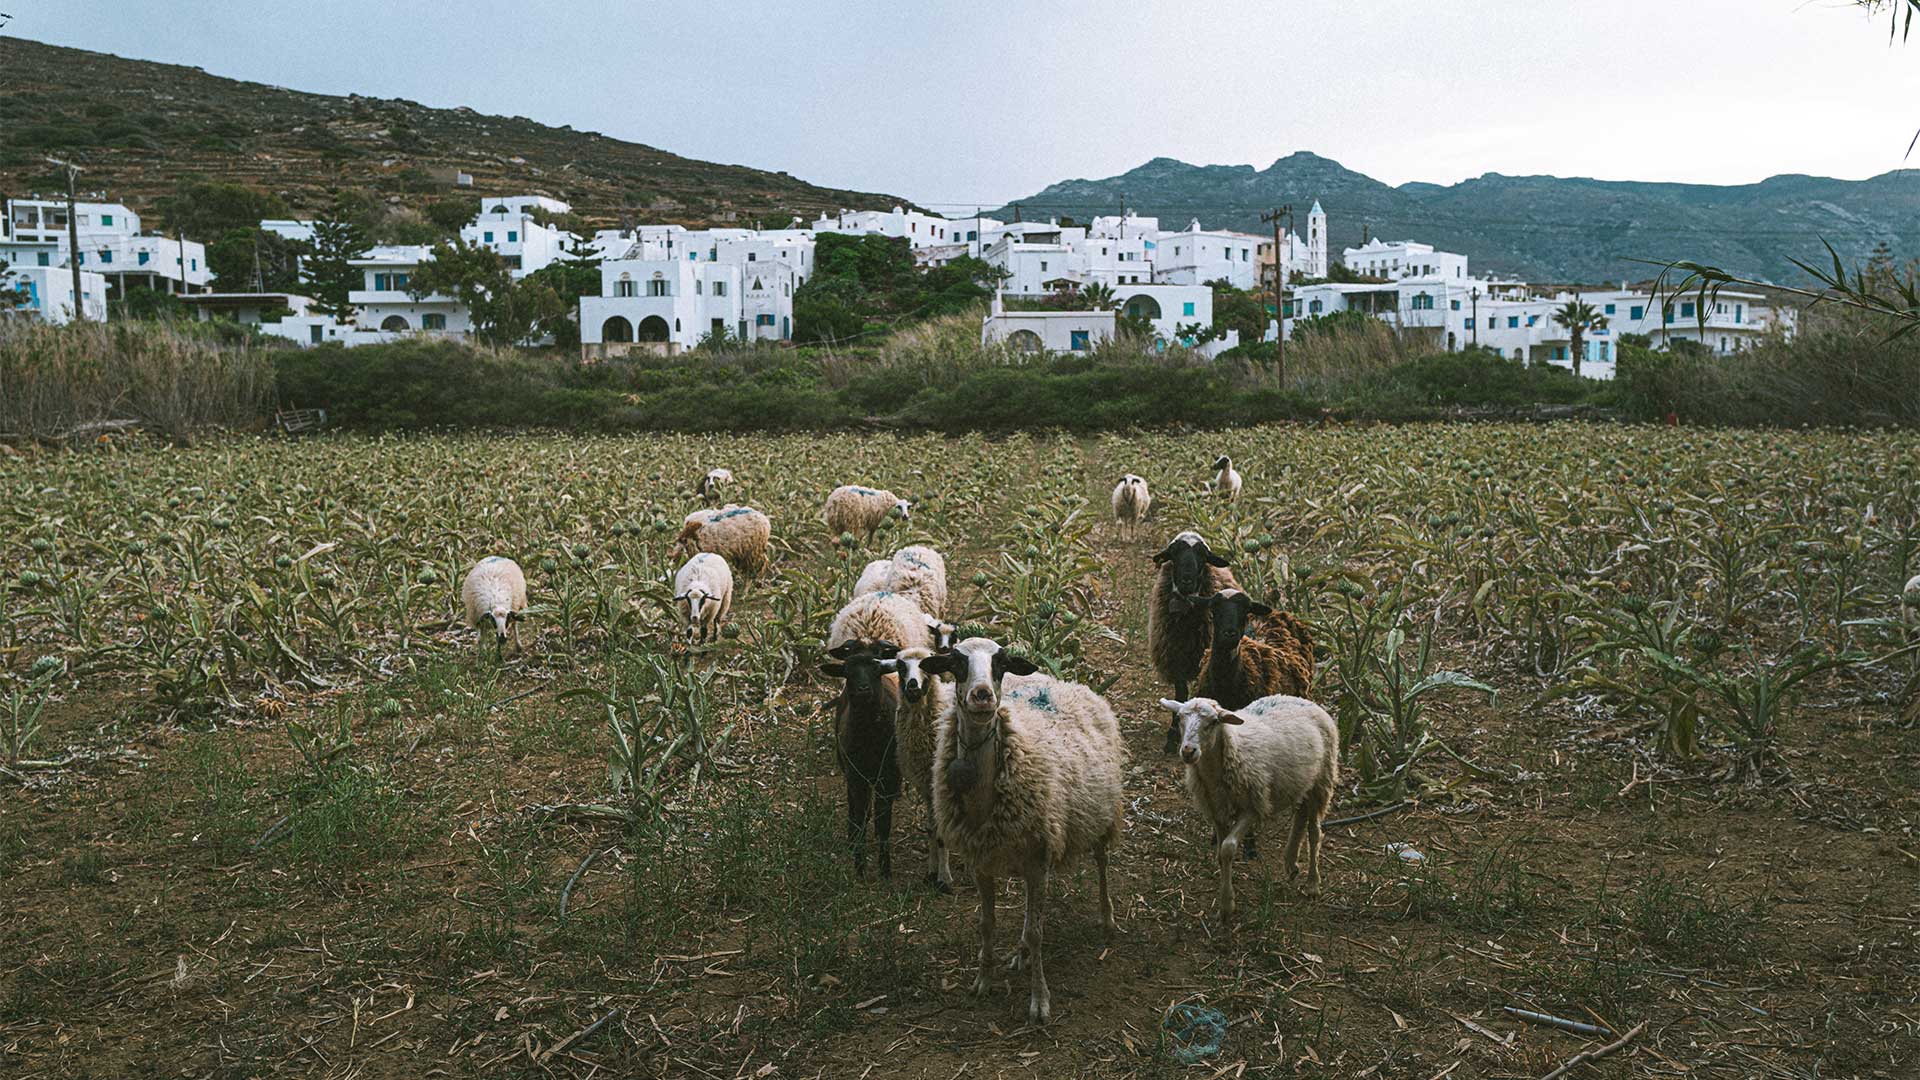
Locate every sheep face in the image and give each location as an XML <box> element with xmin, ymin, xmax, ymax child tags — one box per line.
<box><xmin>1205</xmin><ymin>589</ymin><xmax>1274</xmax><ymax>655</ymax></box>
<box><xmin>922</xmin><ymin>637</ymin><xmax>1036</xmax><ymax>717</ymax></box>
<box><xmin>879</xmin><ymin>648</ymin><xmax>931</xmax><ymax>703</ymax></box>
<box><xmin>1212</xmin><ymin>455</ymin><xmax>1232</xmax><ymax>471</ymax></box>
<box><xmin>1159</xmin><ymin>696</ymin><xmax>1243</xmax><ymax>764</ymax></box>
<box><xmin>676</xmin><ymin>586</ymin><xmax>715</xmax><ymax>642</ymax></box>
<box><xmin>892</xmin><ymin>499</ymin><xmax>912</xmax><ymax>523</ymax></box>
<box><xmin>924</xmin><ymin>614</ymin><xmax>956</xmax><ymax>651</ymax></box>
<box><xmin>1154</xmin><ymin>531</ymin><xmax>1230</xmax><ymax>610</ymax></box>
<box><xmin>822</xmin><ymin>639</ymin><xmax>901</xmax><ymax>705</ymax></box>
<box><xmin>487</xmin><ymin>606</ymin><xmax>512</xmax><ymax>644</ymax></box>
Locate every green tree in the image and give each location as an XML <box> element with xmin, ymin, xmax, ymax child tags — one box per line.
<box><xmin>206</xmin><ymin>228</ymin><xmax>306</xmax><ymax>292</ymax></box>
<box><xmin>409</xmin><ymin>238</ymin><xmax>564</xmax><ymax>346</ymax></box>
<box><xmin>1552</xmin><ymin>299</ymin><xmax>1607</xmax><ymax>377</ymax></box>
<box><xmin>1078</xmin><ymin>281</ymin><xmax>1118</xmax><ymax>310</ymax></box>
<box><xmin>522</xmin><ymin>235</ymin><xmax>602</xmax><ymax>348</ymax></box>
<box><xmin>306</xmin><ymin>217</ymin><xmax>371</xmax><ymax>323</ymax></box>
<box><xmin>423</xmin><ymin>199</ymin><xmax>477</xmax><ymax>237</ymax></box>
<box><xmin>1205</xmin><ymin>279</ymin><xmax>1268</xmax><ymax>344</ymax></box>
<box><xmin>154</xmin><ymin>181</ymin><xmax>289</xmax><ymax>240</ymax></box>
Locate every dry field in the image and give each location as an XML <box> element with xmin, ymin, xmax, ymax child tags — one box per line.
<box><xmin>2</xmin><ymin>424</ymin><xmax>1916</xmax><ymax>1079</ymax></box>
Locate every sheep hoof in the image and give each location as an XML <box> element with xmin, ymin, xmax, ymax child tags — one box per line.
<box><xmin>1027</xmin><ymin>991</ymin><xmax>1051</xmax><ymax>1024</ymax></box>
<box><xmin>1299</xmin><ymin>879</ymin><xmax>1321</xmax><ymax>899</ymax></box>
<box><xmin>970</xmin><ymin>972</ymin><xmax>990</xmax><ymax>997</ymax></box>
<box><xmin>926</xmin><ymin>873</ymin><xmax>953</xmax><ymax>895</ymax></box>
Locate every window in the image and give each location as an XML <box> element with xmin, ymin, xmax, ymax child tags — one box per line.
<box><xmin>747</xmin><ymin>252</ymin><xmax>756</xmax><ymax>261</ymax></box>
<box><xmin>1182</xmin><ymin>302</ymin><xmax>1195</xmax><ymax>316</ymax></box>
<box><xmin>37</xmin><ymin>252</ymin><xmax>50</xmax><ymax>266</ymax></box>
<box><xmin>374</xmin><ymin>272</ymin><xmax>389</xmax><ymax>291</ymax></box>
<box><xmin>394</xmin><ymin>272</ymin><xmax>409</xmax><ymax>289</ymax></box>
<box><xmin>1465</xmin><ymin>318</ymin><xmax>1475</xmax><ymax>329</ymax></box>
<box><xmin>1600</xmin><ymin>342</ymin><xmax>1611</xmax><ymax>361</ymax></box>
<box><xmin>422</xmin><ymin>313</ymin><xmax>447</xmax><ymax>330</ymax></box>
<box><xmin>1680</xmin><ymin>302</ymin><xmax>1695</xmax><ymax>318</ymax></box>
<box><xmin>695</xmin><ymin>280</ymin><xmax>703</xmax><ymax>295</ymax></box>
<box><xmin>484</xmin><ymin>231</ymin><xmax>494</xmax><ymax>243</ymax></box>
<box><xmin>137</xmin><ymin>251</ymin><xmax>149</xmax><ymax>266</ymax></box>
<box><xmin>99</xmin><ymin>250</ymin><xmax>113</xmax><ymax>264</ymax></box>
<box><xmin>1735</xmin><ymin>303</ymin><xmax>1743</xmax><ymax>323</ymax></box>
<box><xmin>616</xmin><ymin>278</ymin><xmax>636</xmax><ymax>297</ymax></box>
<box><xmin>1410</xmin><ymin>293</ymin><xmax>1434</xmax><ymax>310</ymax></box>
<box><xmin>1308</xmin><ymin>299</ymin><xmax>1323</xmax><ymax>314</ymax></box>
<box><xmin>191</xmin><ymin>259</ymin><xmax>198</xmax><ymax>271</ymax></box>
<box><xmin>1070</xmin><ymin>329</ymin><xmax>1091</xmax><ymax>351</ymax></box>
<box><xmin>647</xmin><ymin>279</ymin><xmax>670</xmax><ymax>297</ymax></box>
<box><xmin>1630</xmin><ymin>305</ymin><xmax>1644</xmax><ymax>321</ymax></box>
<box><xmin>712</xmin><ymin>281</ymin><xmax>726</xmax><ymax>297</ymax></box>
<box><xmin>1527</xmin><ymin>315</ymin><xmax>1538</xmax><ymax>326</ymax></box>
<box><xmin>1603</xmin><ymin>303</ymin><xmax>1615</xmax><ymax>315</ymax></box>
<box><xmin>689</xmin><ymin>251</ymin><xmax>698</xmax><ymax>260</ymax></box>
<box><xmin>1662</xmin><ymin>305</ymin><xmax>1674</xmax><ymax>323</ymax></box>
<box><xmin>1040</xmin><ymin>261</ymin><xmax>1048</xmax><ymax>272</ymax></box>
<box><xmin>756</xmin><ymin>313</ymin><xmax>775</xmax><ymax>326</ymax></box>
<box><xmin>101</xmin><ymin>214</ymin><xmax>113</xmax><ymax>226</ymax></box>
<box><xmin>1450</xmin><ymin>299</ymin><xmax>1461</xmax><ymax>311</ymax></box>
<box><xmin>1507</xmin><ymin>316</ymin><xmax>1519</xmax><ymax>328</ymax></box>
<box><xmin>1553</xmin><ymin>346</ymin><xmax>1567</xmax><ymax>361</ymax></box>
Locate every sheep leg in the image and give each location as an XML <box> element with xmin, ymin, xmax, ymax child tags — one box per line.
<box><xmin>845</xmin><ymin>776</ymin><xmax>871</xmax><ymax>878</ymax></box>
<box><xmin>1020</xmin><ymin>861</ymin><xmax>1050</xmax><ymax>1024</ymax></box>
<box><xmin>510</xmin><ymin>619</ymin><xmax>524</xmax><ymax>655</ymax></box>
<box><xmin>873</xmin><ymin>792</ymin><xmax>894</xmax><ymax>880</ymax></box>
<box><xmin>1283</xmin><ymin>803</ymin><xmax>1309</xmax><ymax>883</ymax></box>
<box><xmin>1216</xmin><ymin>814</ymin><xmax>1254</xmax><ymax>922</ymax></box>
<box><xmin>1302</xmin><ymin>805</ymin><xmax>1325</xmax><ymax>897</ymax></box>
<box><xmin>1094</xmin><ymin>845</ymin><xmax>1115</xmax><ymax>937</ymax></box>
<box><xmin>972</xmin><ymin>874</ymin><xmax>996</xmax><ymax>997</ymax></box>
<box><xmin>1163</xmin><ymin>680</ymin><xmax>1189</xmax><ymax>755</ymax></box>
<box><xmin>925</xmin><ymin>796</ymin><xmax>952</xmax><ymax>894</ymax></box>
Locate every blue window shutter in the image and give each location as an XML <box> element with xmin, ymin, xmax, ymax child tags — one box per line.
<box><xmin>1183</xmin><ymin>302</ymin><xmax>1195</xmax><ymax>316</ymax></box>
<box><xmin>1680</xmin><ymin>302</ymin><xmax>1694</xmax><ymax>318</ymax></box>
<box><xmin>1604</xmin><ymin>304</ymin><xmax>1615</xmax><ymax>315</ymax></box>
<box><xmin>484</xmin><ymin>232</ymin><xmax>493</xmax><ymax>243</ymax></box>
<box><xmin>1630</xmin><ymin>305</ymin><xmax>1643</xmax><ymax>320</ymax></box>
<box><xmin>507</xmin><ymin>231</ymin><xmax>517</xmax><ymax>242</ymax></box>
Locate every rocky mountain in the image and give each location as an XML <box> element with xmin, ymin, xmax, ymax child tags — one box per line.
<box><xmin>0</xmin><ymin>37</ymin><xmax>910</xmax><ymax>230</ymax></box>
<box><xmin>993</xmin><ymin>151</ymin><xmax>1919</xmax><ymax>285</ymax></box>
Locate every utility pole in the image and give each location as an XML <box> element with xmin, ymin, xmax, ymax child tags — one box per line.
<box><xmin>46</xmin><ymin>157</ymin><xmax>86</xmax><ymax>321</ymax></box>
<box><xmin>1361</xmin><ymin>223</ymin><xmax>1370</xmax><ymax>245</ymax></box>
<box><xmin>1470</xmin><ymin>286</ymin><xmax>1480</xmax><ymax>349</ymax></box>
<box><xmin>1261</xmin><ymin>205</ymin><xmax>1293</xmax><ymax>389</ymax></box>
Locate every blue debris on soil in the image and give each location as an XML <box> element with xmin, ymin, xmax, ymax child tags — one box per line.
<box><xmin>1162</xmin><ymin>1004</ymin><xmax>1227</xmax><ymax>1063</ymax></box>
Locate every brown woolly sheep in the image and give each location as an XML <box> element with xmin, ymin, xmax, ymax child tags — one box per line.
<box><xmin>1148</xmin><ymin>531</ymin><xmax>1241</xmax><ymax>753</ymax></box>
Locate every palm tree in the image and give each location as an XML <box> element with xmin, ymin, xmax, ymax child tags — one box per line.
<box><xmin>1552</xmin><ymin>300</ymin><xmax>1608</xmax><ymax>376</ymax></box>
<box><xmin>1078</xmin><ymin>281</ymin><xmax>1118</xmax><ymax>311</ymax></box>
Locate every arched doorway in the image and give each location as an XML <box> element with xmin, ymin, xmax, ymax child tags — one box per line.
<box><xmin>601</xmin><ymin>315</ymin><xmax>634</xmax><ymax>343</ymax></box>
<box><xmin>637</xmin><ymin>315</ymin><xmax>671</xmax><ymax>342</ymax></box>
<box><xmin>380</xmin><ymin>314</ymin><xmax>409</xmax><ymax>332</ymax></box>
<box><xmin>1007</xmin><ymin>329</ymin><xmax>1043</xmax><ymax>353</ymax></box>
<box><xmin>1122</xmin><ymin>295</ymin><xmax>1162</xmax><ymax>321</ymax></box>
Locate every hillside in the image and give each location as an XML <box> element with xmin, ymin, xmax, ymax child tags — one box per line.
<box><xmin>993</xmin><ymin>152</ymin><xmax>1920</xmax><ymax>285</ymax></box>
<box><xmin>0</xmin><ymin>37</ymin><xmax>911</xmax><ymax>232</ymax></box>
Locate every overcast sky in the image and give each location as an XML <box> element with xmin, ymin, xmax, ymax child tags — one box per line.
<box><xmin>6</xmin><ymin>0</ymin><xmax>1916</xmax><ymax>209</ymax></box>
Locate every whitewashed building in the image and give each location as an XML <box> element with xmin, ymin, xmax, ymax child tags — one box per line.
<box><xmin>812</xmin><ymin>206</ymin><xmax>968</xmax><ymax>249</ymax></box>
<box><xmin>578</xmin><ymin>255</ymin><xmax>798</xmax><ymax>359</ymax></box>
<box><xmin>1</xmin><ymin>236</ymin><xmax>108</xmax><ymax>323</ymax></box>
<box><xmin>1258</xmin><ymin>200</ymin><xmax>1330</xmax><ymax>285</ymax></box>
<box><xmin>462</xmin><ymin>195</ymin><xmax>575</xmax><ymax>277</ymax></box>
<box><xmin>5</xmin><ymin>198</ymin><xmax>211</xmax><ymax>296</ymax></box>
<box><xmin>1344</xmin><ymin>239</ymin><xmax>1470</xmax><ymax>283</ymax></box>
<box><xmin>1152</xmin><ymin>219</ymin><xmax>1265</xmax><ymax>291</ymax></box>
<box><xmin>347</xmin><ymin>246</ymin><xmax>471</xmax><ymax>337</ymax></box>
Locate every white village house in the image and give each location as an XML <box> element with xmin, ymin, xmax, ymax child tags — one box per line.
<box><xmin>5</xmin><ymin>198</ymin><xmax>211</xmax><ymax>303</ymax></box>
<box><xmin>1</xmin><ymin>233</ymin><xmax>108</xmax><ymax>323</ymax></box>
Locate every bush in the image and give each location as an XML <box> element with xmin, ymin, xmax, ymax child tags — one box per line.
<box><xmin>0</xmin><ymin>321</ymin><xmax>274</xmax><ymax>443</ymax></box>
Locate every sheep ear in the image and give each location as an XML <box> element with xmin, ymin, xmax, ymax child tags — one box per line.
<box><xmin>1001</xmin><ymin>654</ymin><xmax>1038</xmax><ymax>676</ymax></box>
<box><xmin>1204</xmin><ymin>552</ymin><xmax>1231</xmax><ymax>568</ymax></box>
<box><xmin>672</xmin><ymin>592</ymin><xmax>688</xmax><ymax>602</ymax></box>
<box><xmin>820</xmin><ymin>662</ymin><xmax>846</xmax><ymax>678</ymax></box>
<box><xmin>507</xmin><ymin>610</ymin><xmax>525</xmax><ymax>623</ymax></box>
<box><xmin>920</xmin><ymin>652</ymin><xmax>960</xmax><ymax>675</ymax></box>
<box><xmin>1218</xmin><ymin>711</ymin><xmax>1246</xmax><ymax>725</ymax></box>
<box><xmin>875</xmin><ymin>658</ymin><xmax>900</xmax><ymax>674</ymax></box>
<box><xmin>1152</xmin><ymin>541</ymin><xmax>1179</xmax><ymax>564</ymax></box>
<box><xmin>1248</xmin><ymin>600</ymin><xmax>1274</xmax><ymax>617</ymax></box>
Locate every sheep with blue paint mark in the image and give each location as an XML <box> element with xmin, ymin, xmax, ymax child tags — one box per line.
<box><xmin>824</xmin><ymin>484</ymin><xmax>912</xmax><ymax>544</ymax></box>
<box><xmin>887</xmin><ymin>544</ymin><xmax>949</xmax><ymax>619</ymax></box>
<box><xmin>923</xmin><ymin>637</ymin><xmax>1124</xmax><ymax>1024</ymax></box>
<box><xmin>674</xmin><ymin>504</ymin><xmax>771</xmax><ymax>576</ymax></box>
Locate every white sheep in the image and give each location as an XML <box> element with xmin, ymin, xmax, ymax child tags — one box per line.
<box><xmin>925</xmin><ymin>637</ymin><xmax>1123</xmax><ymax>1024</ymax></box>
<box><xmin>694</xmin><ymin>467</ymin><xmax>734</xmax><ymax>505</ymax></box>
<box><xmin>1212</xmin><ymin>455</ymin><xmax>1243</xmax><ymax>502</ymax></box>
<box><xmin>824</xmin><ymin>484</ymin><xmax>912</xmax><ymax>544</ymax></box>
<box><xmin>461</xmin><ymin>556</ymin><xmax>528</xmax><ymax>659</ymax></box>
<box><xmin>1110</xmin><ymin>474</ymin><xmax>1151</xmax><ymax>539</ymax></box>
<box><xmin>887</xmin><ymin>544</ymin><xmax>949</xmax><ymax>619</ymax></box>
<box><xmin>828</xmin><ymin>590</ymin><xmax>933</xmax><ymax>653</ymax></box>
<box><xmin>672</xmin><ymin>552</ymin><xmax>734</xmax><ymax>643</ymax></box>
<box><xmin>877</xmin><ymin>645</ymin><xmax>956</xmax><ymax>892</ymax></box>
<box><xmin>675</xmin><ymin>504</ymin><xmax>771</xmax><ymax>576</ymax></box>
<box><xmin>1905</xmin><ymin>573</ymin><xmax>1920</xmax><ymax>624</ymax></box>
<box><xmin>854</xmin><ymin>558</ymin><xmax>893</xmax><ymax>598</ymax></box>
<box><xmin>1159</xmin><ymin>695</ymin><xmax>1339</xmax><ymax>921</ymax></box>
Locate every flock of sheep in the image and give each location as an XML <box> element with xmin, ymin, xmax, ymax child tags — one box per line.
<box><xmin>457</xmin><ymin>461</ymin><xmax>1338</xmax><ymax>1024</ymax></box>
